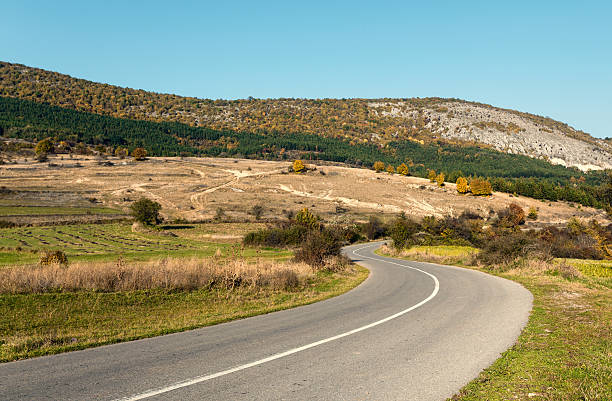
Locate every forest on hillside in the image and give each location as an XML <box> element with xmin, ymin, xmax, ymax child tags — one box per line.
<box><xmin>1</xmin><ymin>96</ymin><xmax>610</xmax><ymax>209</ymax></box>
<box><xmin>0</xmin><ymin>61</ymin><xmax>597</xmax><ymax>148</ymax></box>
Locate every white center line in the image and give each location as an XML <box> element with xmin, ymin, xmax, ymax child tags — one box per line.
<box><xmin>116</xmin><ymin>243</ymin><xmax>440</xmax><ymax>401</ymax></box>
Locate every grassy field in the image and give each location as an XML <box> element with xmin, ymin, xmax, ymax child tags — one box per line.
<box><xmin>0</xmin><ymin>220</ymin><xmax>369</xmax><ymax>362</ymax></box>
<box><xmin>0</xmin><ymin>265</ymin><xmax>369</xmax><ymax>362</ymax></box>
<box><xmin>0</xmin><ymin>222</ymin><xmax>289</xmax><ymax>266</ymax></box>
<box><xmin>378</xmin><ymin>246</ymin><xmax>612</xmax><ymax>400</ymax></box>
<box><xmin>0</xmin><ymin>205</ymin><xmax>123</xmax><ymax>216</ymax></box>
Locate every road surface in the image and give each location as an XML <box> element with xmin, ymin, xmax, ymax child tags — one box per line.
<box><xmin>0</xmin><ymin>242</ymin><xmax>532</xmax><ymax>400</ymax></box>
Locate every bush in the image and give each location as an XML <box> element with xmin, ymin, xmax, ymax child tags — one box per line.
<box><xmin>130</xmin><ymin>197</ymin><xmax>162</xmax><ymax>225</ymax></box>
<box><xmin>39</xmin><ymin>250</ymin><xmax>68</xmax><ymax>266</ymax></box>
<box><xmin>389</xmin><ymin>216</ymin><xmax>419</xmax><ymax>249</ymax></box>
<box><xmin>363</xmin><ymin>216</ymin><xmax>387</xmax><ymax>240</ymax></box>
<box><xmin>456</xmin><ymin>177</ymin><xmax>469</xmax><ymax>194</ymax></box>
<box><xmin>470</xmin><ymin>178</ymin><xmax>492</xmax><ymax>196</ymax></box>
<box><xmin>243</xmin><ymin>225</ymin><xmax>308</xmax><ymax>247</ymax></box>
<box><xmin>292</xmin><ymin>159</ymin><xmax>305</xmax><ymax>173</ymax></box>
<box><xmin>386</xmin><ymin>165</ymin><xmax>395</xmax><ymax>174</ymax></box>
<box><xmin>428</xmin><ymin>169</ymin><xmax>436</xmax><ymax>182</ymax></box>
<box><xmin>436</xmin><ymin>173</ymin><xmax>445</xmax><ymax>187</ymax></box>
<box><xmin>527</xmin><ymin>207</ymin><xmax>538</xmax><ymax>220</ymax></box>
<box><xmin>35</xmin><ymin>138</ymin><xmax>53</xmax><ymax>155</ymax></box>
<box><xmin>250</xmin><ymin>204</ymin><xmax>264</xmax><ymax>220</ymax></box>
<box><xmin>373</xmin><ymin>161</ymin><xmax>385</xmax><ymax>173</ymax></box>
<box><xmin>497</xmin><ymin>203</ymin><xmax>526</xmax><ymax>227</ymax></box>
<box><xmin>478</xmin><ymin>231</ymin><xmax>535</xmax><ymax>265</ymax></box>
<box><xmin>132</xmin><ymin>147</ymin><xmax>147</xmax><ymax>161</ymax></box>
<box><xmin>396</xmin><ymin>163</ymin><xmax>409</xmax><ymax>176</ymax></box>
<box><xmin>295</xmin><ymin>207</ymin><xmax>320</xmax><ymax>230</ymax></box>
<box><xmin>294</xmin><ymin>230</ymin><xmax>341</xmax><ymax>268</ymax></box>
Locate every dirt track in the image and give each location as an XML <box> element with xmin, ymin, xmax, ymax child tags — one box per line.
<box><xmin>0</xmin><ymin>155</ymin><xmax>609</xmax><ymax>225</ymax></box>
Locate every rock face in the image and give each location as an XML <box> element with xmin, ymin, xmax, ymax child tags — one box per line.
<box><xmin>370</xmin><ymin>101</ymin><xmax>612</xmax><ymax>171</ymax></box>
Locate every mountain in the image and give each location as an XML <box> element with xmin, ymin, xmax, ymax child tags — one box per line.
<box><xmin>0</xmin><ymin>61</ymin><xmax>610</xmax><ymax>171</ymax></box>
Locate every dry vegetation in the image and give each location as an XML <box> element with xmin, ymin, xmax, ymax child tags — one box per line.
<box><xmin>0</xmin><ymin>257</ymin><xmax>316</xmax><ymax>293</ymax></box>
<box><xmin>1</xmin><ymin>155</ymin><xmax>608</xmax><ymax>226</ymax></box>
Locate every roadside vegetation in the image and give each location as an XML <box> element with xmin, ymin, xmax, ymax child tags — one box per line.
<box><xmin>373</xmin><ymin>205</ymin><xmax>611</xmax><ymax>400</ymax></box>
<box><xmin>0</xmin><ymin>202</ymin><xmax>369</xmax><ymax>362</ymax></box>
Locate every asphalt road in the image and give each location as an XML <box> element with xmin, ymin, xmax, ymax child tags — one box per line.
<box><xmin>0</xmin><ymin>242</ymin><xmax>532</xmax><ymax>400</ymax></box>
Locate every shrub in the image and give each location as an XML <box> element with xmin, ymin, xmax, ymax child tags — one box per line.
<box><xmin>363</xmin><ymin>216</ymin><xmax>387</xmax><ymax>240</ymax></box>
<box><xmin>389</xmin><ymin>216</ymin><xmax>419</xmax><ymax>249</ymax></box>
<box><xmin>527</xmin><ymin>207</ymin><xmax>538</xmax><ymax>220</ymax></box>
<box><xmin>436</xmin><ymin>173</ymin><xmax>445</xmax><ymax>187</ymax></box>
<box><xmin>243</xmin><ymin>225</ymin><xmax>309</xmax><ymax>247</ymax></box>
<box><xmin>292</xmin><ymin>159</ymin><xmax>305</xmax><ymax>173</ymax></box>
<box><xmin>386</xmin><ymin>165</ymin><xmax>395</xmax><ymax>174</ymax></box>
<box><xmin>428</xmin><ymin>169</ymin><xmax>437</xmax><ymax>182</ymax></box>
<box><xmin>39</xmin><ymin>250</ymin><xmax>68</xmax><ymax>266</ymax></box>
<box><xmin>132</xmin><ymin>147</ymin><xmax>147</xmax><ymax>161</ymax></box>
<box><xmin>470</xmin><ymin>178</ymin><xmax>492</xmax><ymax>196</ymax></box>
<box><xmin>295</xmin><ymin>207</ymin><xmax>320</xmax><ymax>230</ymax></box>
<box><xmin>250</xmin><ymin>204</ymin><xmax>264</xmax><ymax>220</ymax></box>
<box><xmin>115</xmin><ymin>146</ymin><xmax>128</xmax><ymax>159</ymax></box>
<box><xmin>130</xmin><ymin>197</ymin><xmax>162</xmax><ymax>225</ymax></box>
<box><xmin>35</xmin><ymin>138</ymin><xmax>53</xmax><ymax>155</ymax></box>
<box><xmin>294</xmin><ymin>230</ymin><xmax>341</xmax><ymax>268</ymax></box>
<box><xmin>456</xmin><ymin>177</ymin><xmax>469</xmax><ymax>194</ymax></box>
<box><xmin>499</xmin><ymin>203</ymin><xmax>526</xmax><ymax>226</ymax></box>
<box><xmin>373</xmin><ymin>161</ymin><xmax>385</xmax><ymax>173</ymax></box>
<box><xmin>396</xmin><ymin>163</ymin><xmax>409</xmax><ymax>176</ymax></box>
<box><xmin>478</xmin><ymin>231</ymin><xmax>535</xmax><ymax>265</ymax></box>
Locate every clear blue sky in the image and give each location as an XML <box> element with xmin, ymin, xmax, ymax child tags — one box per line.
<box><xmin>2</xmin><ymin>1</ymin><xmax>611</xmax><ymax>138</ymax></box>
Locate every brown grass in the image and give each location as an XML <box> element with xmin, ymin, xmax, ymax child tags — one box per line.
<box><xmin>0</xmin><ymin>258</ymin><xmax>315</xmax><ymax>293</ymax></box>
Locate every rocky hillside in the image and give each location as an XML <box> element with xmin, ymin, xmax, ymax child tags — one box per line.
<box><xmin>1</xmin><ymin>61</ymin><xmax>610</xmax><ymax>170</ymax></box>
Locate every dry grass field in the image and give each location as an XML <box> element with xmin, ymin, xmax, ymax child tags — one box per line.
<box><xmin>1</xmin><ymin>155</ymin><xmax>608</xmax><ymax>226</ymax></box>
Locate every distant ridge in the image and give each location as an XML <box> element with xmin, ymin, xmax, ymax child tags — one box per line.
<box><xmin>0</xmin><ymin>61</ymin><xmax>610</xmax><ymax>170</ymax></box>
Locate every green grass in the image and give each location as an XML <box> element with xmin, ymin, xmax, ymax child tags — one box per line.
<box><xmin>403</xmin><ymin>245</ymin><xmax>479</xmax><ymax>258</ymax></box>
<box><xmin>0</xmin><ymin>205</ymin><xmax>123</xmax><ymax>216</ymax></box>
<box><xmin>0</xmin><ymin>266</ymin><xmax>369</xmax><ymax>362</ymax></box>
<box><xmin>378</xmin><ymin>246</ymin><xmax>612</xmax><ymax>400</ymax></box>
<box><xmin>0</xmin><ymin>223</ymin><xmax>290</xmax><ymax>266</ymax></box>
<box><xmin>557</xmin><ymin>258</ymin><xmax>612</xmax><ymax>278</ymax></box>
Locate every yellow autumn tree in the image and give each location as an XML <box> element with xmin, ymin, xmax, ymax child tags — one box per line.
<box><xmin>456</xmin><ymin>177</ymin><xmax>468</xmax><ymax>194</ymax></box>
<box><xmin>373</xmin><ymin>161</ymin><xmax>385</xmax><ymax>173</ymax></box>
<box><xmin>428</xmin><ymin>169</ymin><xmax>436</xmax><ymax>182</ymax></box>
<box><xmin>470</xmin><ymin>178</ymin><xmax>493</xmax><ymax>196</ymax></box>
<box><xmin>293</xmin><ymin>159</ymin><xmax>305</xmax><ymax>173</ymax></box>
<box><xmin>396</xmin><ymin>163</ymin><xmax>409</xmax><ymax>176</ymax></box>
<box><xmin>386</xmin><ymin>165</ymin><xmax>395</xmax><ymax>174</ymax></box>
<box><xmin>436</xmin><ymin>173</ymin><xmax>445</xmax><ymax>187</ymax></box>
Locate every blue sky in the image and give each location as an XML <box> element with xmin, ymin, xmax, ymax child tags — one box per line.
<box><xmin>2</xmin><ymin>1</ymin><xmax>611</xmax><ymax>138</ymax></box>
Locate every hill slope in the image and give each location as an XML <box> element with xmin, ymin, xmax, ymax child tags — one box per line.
<box><xmin>1</xmin><ymin>61</ymin><xmax>610</xmax><ymax>170</ymax></box>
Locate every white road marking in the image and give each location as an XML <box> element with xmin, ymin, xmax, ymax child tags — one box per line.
<box><xmin>116</xmin><ymin>243</ymin><xmax>440</xmax><ymax>401</ymax></box>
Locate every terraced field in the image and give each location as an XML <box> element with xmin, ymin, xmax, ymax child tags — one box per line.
<box><xmin>0</xmin><ymin>222</ymin><xmax>288</xmax><ymax>266</ymax></box>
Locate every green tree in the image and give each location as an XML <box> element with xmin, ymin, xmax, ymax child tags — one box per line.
<box><xmin>130</xmin><ymin>198</ymin><xmax>162</xmax><ymax>225</ymax></box>
<box><xmin>35</xmin><ymin>138</ymin><xmax>53</xmax><ymax>155</ymax></box>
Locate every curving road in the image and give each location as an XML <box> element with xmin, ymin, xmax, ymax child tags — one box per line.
<box><xmin>0</xmin><ymin>242</ymin><xmax>532</xmax><ymax>400</ymax></box>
